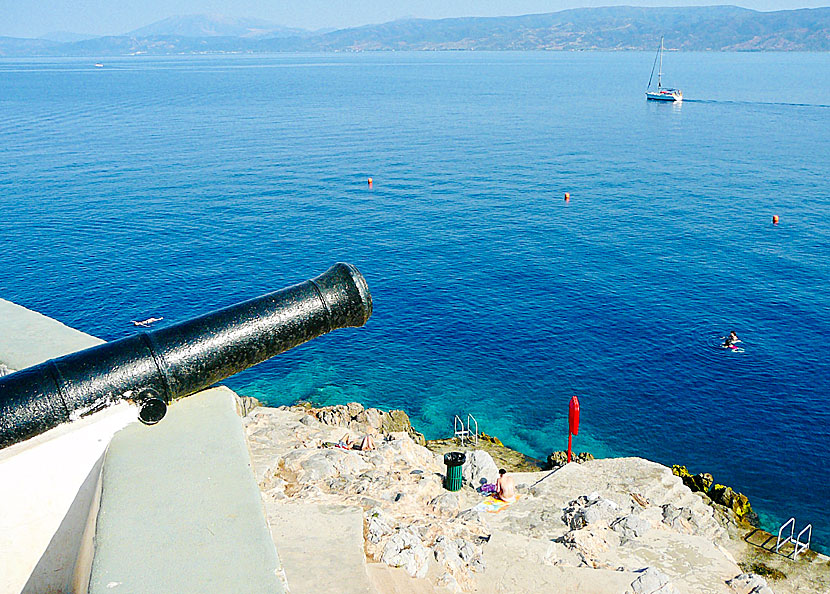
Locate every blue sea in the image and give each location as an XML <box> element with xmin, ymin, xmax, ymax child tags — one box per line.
<box><xmin>0</xmin><ymin>52</ymin><xmax>828</xmax><ymax>550</ymax></box>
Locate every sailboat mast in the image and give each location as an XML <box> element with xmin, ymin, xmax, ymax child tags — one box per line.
<box><xmin>658</xmin><ymin>37</ymin><xmax>664</xmax><ymax>90</ymax></box>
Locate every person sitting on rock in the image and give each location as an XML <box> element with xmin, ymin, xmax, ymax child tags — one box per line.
<box><xmin>495</xmin><ymin>469</ymin><xmax>516</xmax><ymax>502</ymax></box>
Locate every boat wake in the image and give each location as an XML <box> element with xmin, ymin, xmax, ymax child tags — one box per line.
<box><xmin>682</xmin><ymin>99</ymin><xmax>829</xmax><ymax>109</ymax></box>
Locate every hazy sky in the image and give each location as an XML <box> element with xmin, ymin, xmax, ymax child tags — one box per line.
<box><xmin>2</xmin><ymin>0</ymin><xmax>827</xmax><ymax>38</ymax></box>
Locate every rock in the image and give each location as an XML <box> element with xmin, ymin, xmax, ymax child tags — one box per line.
<box><xmin>381</xmin><ymin>409</ymin><xmax>427</xmax><ymax>445</ymax></box>
<box><xmin>433</xmin><ymin>536</ymin><xmax>464</xmax><ymax>572</ymax></box>
<box><xmin>300</xmin><ymin>453</ymin><xmax>337</xmax><ymax>481</ymax></box>
<box><xmin>461</xmin><ymin>450</ymin><xmax>499</xmax><ymax>489</ymax></box>
<box><xmin>547</xmin><ymin>451</ymin><xmax>594</xmax><ymax>469</ymax></box>
<box><xmin>367</xmin><ymin>507</ymin><xmax>395</xmax><ymax>543</ymax></box>
<box><xmin>709</xmin><ymin>484</ymin><xmax>754</xmax><ymax>521</ymax></box>
<box><xmin>562</xmin><ymin>526</ymin><xmax>620</xmax><ymax>558</ymax></box>
<box><xmin>363</xmin><ymin>408</ymin><xmax>384</xmax><ymax>431</ymax></box>
<box><xmin>630</xmin><ymin>567</ymin><xmax>679</xmax><ymax>594</ymax></box>
<box><xmin>437</xmin><ymin>572</ymin><xmax>462</xmax><ymax>593</ymax></box>
<box><xmin>430</xmin><ymin>492</ymin><xmax>461</xmax><ymax>516</ymax></box>
<box><xmin>233</xmin><ymin>395</ymin><xmax>260</xmax><ymax>417</ymax></box>
<box><xmin>671</xmin><ymin>465</ymin><xmax>715</xmax><ymax>493</ymax></box>
<box><xmin>455</xmin><ymin>509</ymin><xmax>489</xmax><ymax>529</ymax></box>
<box><xmin>563</xmin><ymin>495</ymin><xmax>619</xmax><ymax>530</ymax></box>
<box><xmin>347</xmin><ymin>401</ymin><xmax>365</xmax><ymax>418</ymax></box>
<box><xmin>727</xmin><ymin>573</ymin><xmax>775</xmax><ymax>594</ymax></box>
<box><xmin>479</xmin><ymin>432</ymin><xmax>503</xmax><ymax>446</ymax></box>
<box><xmin>612</xmin><ymin>513</ymin><xmax>651</xmax><ymax>542</ymax></box>
<box><xmin>381</xmin><ymin>527</ymin><xmax>431</xmax><ymax>578</ymax></box>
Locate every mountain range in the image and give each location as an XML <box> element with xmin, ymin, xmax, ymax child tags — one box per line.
<box><xmin>1</xmin><ymin>6</ymin><xmax>828</xmax><ymax>56</ymax></box>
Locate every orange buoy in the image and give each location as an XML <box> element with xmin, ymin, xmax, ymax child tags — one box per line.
<box><xmin>368</xmin><ymin>177</ymin><xmax>373</xmax><ymax>187</ymax></box>
<box><xmin>772</xmin><ymin>215</ymin><xmax>779</xmax><ymax>224</ymax></box>
<box><xmin>564</xmin><ymin>192</ymin><xmax>570</xmax><ymax>202</ymax></box>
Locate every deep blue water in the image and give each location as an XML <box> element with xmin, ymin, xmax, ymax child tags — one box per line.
<box><xmin>0</xmin><ymin>52</ymin><xmax>828</xmax><ymax>550</ymax></box>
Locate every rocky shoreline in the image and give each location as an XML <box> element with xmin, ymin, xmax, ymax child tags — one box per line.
<box><xmin>242</xmin><ymin>399</ymin><xmax>830</xmax><ymax>593</ymax></box>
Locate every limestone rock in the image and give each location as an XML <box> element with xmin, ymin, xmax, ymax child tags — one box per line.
<box><xmin>563</xmin><ymin>494</ymin><xmax>620</xmax><ymax>530</ymax></box>
<box><xmin>234</xmin><ymin>395</ymin><xmax>260</xmax><ymax>417</ymax></box>
<box><xmin>455</xmin><ymin>509</ymin><xmax>489</xmax><ymax>530</ymax></box>
<box><xmin>437</xmin><ymin>572</ymin><xmax>462</xmax><ymax>593</ymax></box>
<box><xmin>562</xmin><ymin>526</ymin><xmax>620</xmax><ymax>558</ymax></box>
<box><xmin>381</xmin><ymin>527</ymin><xmax>431</xmax><ymax>578</ymax></box>
<box><xmin>727</xmin><ymin>573</ymin><xmax>776</xmax><ymax>594</ymax></box>
<box><xmin>709</xmin><ymin>484</ymin><xmax>754</xmax><ymax>520</ymax></box>
<box><xmin>429</xmin><ymin>492</ymin><xmax>461</xmax><ymax>516</ymax></box>
<box><xmin>548</xmin><ymin>450</ymin><xmax>594</xmax><ymax>469</ymax></box>
<box><xmin>299</xmin><ymin>453</ymin><xmax>338</xmax><ymax>481</ymax></box>
<box><xmin>671</xmin><ymin>465</ymin><xmax>714</xmax><ymax>493</ymax></box>
<box><xmin>612</xmin><ymin>513</ymin><xmax>651</xmax><ymax>542</ymax></box>
<box><xmin>479</xmin><ymin>432</ymin><xmax>503</xmax><ymax>446</ymax></box>
<box><xmin>362</xmin><ymin>408</ymin><xmax>384</xmax><ymax>431</ymax></box>
<box><xmin>366</xmin><ymin>507</ymin><xmax>395</xmax><ymax>544</ymax></box>
<box><xmin>630</xmin><ymin>567</ymin><xmax>679</xmax><ymax>594</ymax></box>
<box><xmin>461</xmin><ymin>450</ymin><xmax>499</xmax><ymax>489</ymax></box>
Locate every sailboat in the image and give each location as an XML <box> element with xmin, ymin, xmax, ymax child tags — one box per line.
<box><xmin>646</xmin><ymin>37</ymin><xmax>682</xmax><ymax>102</ymax></box>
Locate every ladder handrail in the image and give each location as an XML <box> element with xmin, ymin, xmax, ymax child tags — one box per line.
<box><xmin>776</xmin><ymin>517</ymin><xmax>795</xmax><ymax>553</ymax></box>
<box><xmin>794</xmin><ymin>524</ymin><xmax>812</xmax><ymax>559</ymax></box>
<box><xmin>453</xmin><ymin>415</ymin><xmax>468</xmax><ymax>444</ymax></box>
<box><xmin>467</xmin><ymin>413</ymin><xmax>479</xmax><ymax>445</ymax></box>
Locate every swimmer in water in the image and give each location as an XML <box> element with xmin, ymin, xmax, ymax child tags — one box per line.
<box><xmin>722</xmin><ymin>331</ymin><xmax>740</xmax><ymax>348</ymax></box>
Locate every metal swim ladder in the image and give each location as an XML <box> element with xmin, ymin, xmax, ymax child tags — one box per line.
<box><xmin>776</xmin><ymin>517</ymin><xmax>812</xmax><ymax>559</ymax></box>
<box><xmin>453</xmin><ymin>414</ymin><xmax>478</xmax><ymax>446</ymax></box>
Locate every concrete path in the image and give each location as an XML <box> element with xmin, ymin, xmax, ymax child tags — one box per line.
<box><xmin>265</xmin><ymin>503</ymin><xmax>373</xmax><ymax>594</ymax></box>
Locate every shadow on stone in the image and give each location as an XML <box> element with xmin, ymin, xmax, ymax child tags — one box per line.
<box><xmin>22</xmin><ymin>452</ymin><xmax>104</xmax><ymax>594</ymax></box>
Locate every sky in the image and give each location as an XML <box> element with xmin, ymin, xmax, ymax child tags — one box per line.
<box><xmin>1</xmin><ymin>0</ymin><xmax>827</xmax><ymax>38</ymax></box>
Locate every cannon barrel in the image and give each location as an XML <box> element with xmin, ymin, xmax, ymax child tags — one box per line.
<box><xmin>0</xmin><ymin>263</ymin><xmax>372</xmax><ymax>449</ymax></box>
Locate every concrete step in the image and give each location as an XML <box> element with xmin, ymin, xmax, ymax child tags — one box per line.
<box><xmin>265</xmin><ymin>503</ymin><xmax>372</xmax><ymax>594</ymax></box>
<box><xmin>83</xmin><ymin>387</ymin><xmax>285</xmax><ymax>594</ymax></box>
<box><xmin>365</xmin><ymin>564</ymin><xmax>440</xmax><ymax>594</ymax></box>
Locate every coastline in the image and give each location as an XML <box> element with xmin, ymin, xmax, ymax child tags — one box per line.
<box><xmin>244</xmin><ymin>397</ymin><xmax>830</xmax><ymax>593</ymax></box>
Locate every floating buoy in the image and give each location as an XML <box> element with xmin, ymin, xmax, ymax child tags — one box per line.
<box><xmin>368</xmin><ymin>177</ymin><xmax>373</xmax><ymax>187</ymax></box>
<box><xmin>564</xmin><ymin>192</ymin><xmax>570</xmax><ymax>202</ymax></box>
<box><xmin>772</xmin><ymin>215</ymin><xmax>779</xmax><ymax>225</ymax></box>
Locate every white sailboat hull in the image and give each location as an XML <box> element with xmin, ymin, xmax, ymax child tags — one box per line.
<box><xmin>646</xmin><ymin>90</ymin><xmax>682</xmax><ymax>102</ymax></box>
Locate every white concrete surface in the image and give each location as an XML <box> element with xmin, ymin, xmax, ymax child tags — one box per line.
<box><xmin>0</xmin><ymin>300</ymin><xmax>132</xmax><ymax>594</ymax></box>
<box><xmin>0</xmin><ymin>298</ymin><xmax>103</xmax><ymax>369</ymax></box>
<box><xmin>85</xmin><ymin>387</ymin><xmax>285</xmax><ymax>594</ymax></box>
<box><xmin>0</xmin><ymin>403</ymin><xmax>139</xmax><ymax>594</ymax></box>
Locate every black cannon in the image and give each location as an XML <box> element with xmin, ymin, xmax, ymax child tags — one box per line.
<box><xmin>0</xmin><ymin>263</ymin><xmax>372</xmax><ymax>449</ymax></box>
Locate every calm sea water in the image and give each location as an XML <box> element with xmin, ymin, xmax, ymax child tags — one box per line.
<box><xmin>0</xmin><ymin>52</ymin><xmax>828</xmax><ymax>550</ymax></box>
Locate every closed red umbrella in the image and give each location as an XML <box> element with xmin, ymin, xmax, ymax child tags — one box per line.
<box><xmin>568</xmin><ymin>395</ymin><xmax>580</xmax><ymax>463</ymax></box>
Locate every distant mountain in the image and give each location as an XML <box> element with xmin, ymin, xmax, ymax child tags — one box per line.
<box><xmin>0</xmin><ymin>7</ymin><xmax>828</xmax><ymax>57</ymax></box>
<box><xmin>126</xmin><ymin>14</ymin><xmax>310</xmax><ymax>39</ymax></box>
<box><xmin>39</xmin><ymin>31</ymin><xmax>99</xmax><ymax>43</ymax></box>
<box><xmin>0</xmin><ymin>36</ymin><xmax>60</xmax><ymax>56</ymax></box>
<box><xmin>266</xmin><ymin>6</ymin><xmax>830</xmax><ymax>52</ymax></box>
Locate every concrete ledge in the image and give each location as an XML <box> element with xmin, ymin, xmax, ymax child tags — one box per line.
<box><xmin>0</xmin><ymin>298</ymin><xmax>104</xmax><ymax>369</ymax></box>
<box><xmin>80</xmin><ymin>387</ymin><xmax>285</xmax><ymax>594</ymax></box>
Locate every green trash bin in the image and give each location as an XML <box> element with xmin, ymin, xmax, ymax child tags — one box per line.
<box><xmin>443</xmin><ymin>452</ymin><xmax>466</xmax><ymax>491</ymax></box>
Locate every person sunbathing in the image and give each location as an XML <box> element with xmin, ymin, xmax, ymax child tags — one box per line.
<box><xmin>340</xmin><ymin>433</ymin><xmax>376</xmax><ymax>451</ymax></box>
<box><xmin>495</xmin><ymin>469</ymin><xmax>516</xmax><ymax>502</ymax></box>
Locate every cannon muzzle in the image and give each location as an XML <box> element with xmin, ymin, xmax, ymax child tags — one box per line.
<box><xmin>0</xmin><ymin>263</ymin><xmax>372</xmax><ymax>449</ymax></box>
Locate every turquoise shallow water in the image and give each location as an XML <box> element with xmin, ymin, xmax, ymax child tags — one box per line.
<box><xmin>0</xmin><ymin>52</ymin><xmax>828</xmax><ymax>550</ymax></box>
